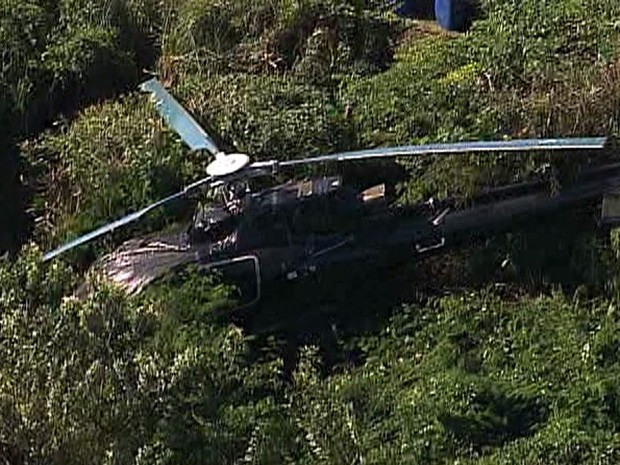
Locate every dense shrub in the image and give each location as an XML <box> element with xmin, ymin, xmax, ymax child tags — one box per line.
<box><xmin>23</xmin><ymin>94</ymin><xmax>193</xmax><ymax>257</ymax></box>
<box><xmin>0</xmin><ymin>249</ymin><xmax>292</xmax><ymax>464</ymax></box>
<box><xmin>157</xmin><ymin>0</ymin><xmax>399</xmax><ymax>81</ymax></box>
<box><xmin>288</xmin><ymin>291</ymin><xmax>620</xmax><ymax>463</ymax></box>
<box><xmin>175</xmin><ymin>74</ymin><xmax>352</xmax><ymax>160</ymax></box>
<box><xmin>0</xmin><ymin>0</ymin><xmax>158</xmax><ymax>252</ymax></box>
<box><xmin>0</xmin><ymin>0</ymin><xmax>153</xmax><ymax>136</ymax></box>
<box><xmin>469</xmin><ymin>0</ymin><xmax>620</xmax><ymax>89</ymax></box>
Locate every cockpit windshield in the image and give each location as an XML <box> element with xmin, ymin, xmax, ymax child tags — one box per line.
<box><xmin>190</xmin><ymin>203</ymin><xmax>238</xmax><ymax>244</ymax></box>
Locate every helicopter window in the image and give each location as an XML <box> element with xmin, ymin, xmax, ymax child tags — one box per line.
<box><xmin>190</xmin><ymin>201</ymin><xmax>236</xmax><ymax>237</ymax></box>
<box><xmin>205</xmin><ymin>256</ymin><xmax>260</xmax><ymax>308</ymax></box>
<box><xmin>211</xmin><ymin>216</ymin><xmax>237</xmax><ymax>241</ymax></box>
<box><xmin>190</xmin><ymin>206</ymin><xmax>239</xmax><ymax>245</ymax></box>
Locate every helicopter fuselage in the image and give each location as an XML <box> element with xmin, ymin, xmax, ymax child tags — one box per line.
<box><xmin>192</xmin><ymin>163</ymin><xmax>620</xmax><ymax>310</ymax></box>
<box><xmin>86</xmin><ymin>162</ymin><xmax>620</xmax><ymax>307</ymax></box>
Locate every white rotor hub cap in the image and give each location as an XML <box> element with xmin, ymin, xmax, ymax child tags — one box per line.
<box><xmin>206</xmin><ymin>153</ymin><xmax>250</xmax><ymax>176</ymax></box>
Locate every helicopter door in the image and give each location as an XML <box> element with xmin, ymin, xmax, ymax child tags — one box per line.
<box><xmin>202</xmin><ymin>255</ymin><xmax>261</xmax><ymax>308</ymax></box>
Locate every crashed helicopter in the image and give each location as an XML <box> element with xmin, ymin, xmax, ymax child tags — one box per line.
<box><xmin>43</xmin><ymin>78</ymin><xmax>615</xmax><ymax>307</ymax></box>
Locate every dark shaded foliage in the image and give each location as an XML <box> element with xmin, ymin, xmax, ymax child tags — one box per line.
<box><xmin>0</xmin><ymin>0</ymin><xmax>158</xmax><ymax>252</ymax></box>
<box><xmin>440</xmin><ymin>381</ymin><xmax>546</xmax><ymax>450</ymax></box>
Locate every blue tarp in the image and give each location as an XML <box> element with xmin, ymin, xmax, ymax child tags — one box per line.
<box><xmin>395</xmin><ymin>0</ymin><xmax>474</xmax><ymax>32</ymax></box>
<box><xmin>435</xmin><ymin>0</ymin><xmax>472</xmax><ymax>32</ymax></box>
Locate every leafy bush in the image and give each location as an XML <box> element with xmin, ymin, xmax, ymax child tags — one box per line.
<box><xmin>23</xmin><ymin>94</ymin><xmax>194</xmax><ymax>256</ymax></box>
<box><xmin>0</xmin><ymin>249</ymin><xmax>292</xmax><ymax>464</ymax></box>
<box><xmin>176</xmin><ymin>74</ymin><xmax>352</xmax><ymax>160</ymax></box>
<box><xmin>0</xmin><ymin>0</ymin><xmax>154</xmax><ymax>136</ymax></box>
<box><xmin>158</xmin><ymin>0</ymin><xmax>399</xmax><ymax>81</ymax></box>
<box><xmin>285</xmin><ymin>291</ymin><xmax>620</xmax><ymax>463</ymax></box>
<box><xmin>41</xmin><ymin>26</ymin><xmax>137</xmax><ymax>109</ymax></box>
<box><xmin>0</xmin><ymin>0</ymin><xmax>159</xmax><ymax>252</ymax></box>
<box><xmin>469</xmin><ymin>0</ymin><xmax>620</xmax><ymax>89</ymax></box>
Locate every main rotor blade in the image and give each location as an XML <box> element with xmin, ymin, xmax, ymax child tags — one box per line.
<box><xmin>43</xmin><ymin>176</ymin><xmax>214</xmax><ymax>261</ymax></box>
<box><xmin>277</xmin><ymin>137</ymin><xmax>608</xmax><ymax>167</ymax></box>
<box><xmin>140</xmin><ymin>78</ymin><xmax>222</xmax><ymax>155</ymax></box>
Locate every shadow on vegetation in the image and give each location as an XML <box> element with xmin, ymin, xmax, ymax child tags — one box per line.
<box><xmin>395</xmin><ymin>0</ymin><xmax>436</xmax><ymax>20</ymax></box>
<box><xmin>440</xmin><ymin>382</ymin><xmax>547</xmax><ymax>451</ymax></box>
<box><xmin>1</xmin><ymin>21</ymin><xmax>158</xmax><ymax>255</ymax></box>
<box><xmin>0</xmin><ymin>143</ymin><xmax>29</xmax><ymax>255</ymax></box>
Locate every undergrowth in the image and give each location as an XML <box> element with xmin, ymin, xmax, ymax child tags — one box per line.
<box><xmin>3</xmin><ymin>0</ymin><xmax>620</xmax><ymax>463</ymax></box>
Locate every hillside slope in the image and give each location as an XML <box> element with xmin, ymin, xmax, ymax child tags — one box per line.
<box><xmin>3</xmin><ymin>0</ymin><xmax>620</xmax><ymax>463</ymax></box>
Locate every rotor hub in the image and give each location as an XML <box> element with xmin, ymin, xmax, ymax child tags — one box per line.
<box><xmin>207</xmin><ymin>153</ymin><xmax>250</xmax><ymax>176</ymax></box>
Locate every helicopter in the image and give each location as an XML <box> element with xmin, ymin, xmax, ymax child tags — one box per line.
<box><xmin>43</xmin><ymin>78</ymin><xmax>614</xmax><ymax>308</ymax></box>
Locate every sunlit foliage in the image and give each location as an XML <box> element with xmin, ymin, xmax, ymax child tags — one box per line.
<box><xmin>3</xmin><ymin>0</ymin><xmax>620</xmax><ymax>462</ymax></box>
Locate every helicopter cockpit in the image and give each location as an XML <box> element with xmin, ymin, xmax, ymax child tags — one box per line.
<box><xmin>187</xmin><ymin>180</ymin><xmax>250</xmax><ymax>247</ymax></box>
<box><xmin>189</xmin><ymin>202</ymin><xmax>236</xmax><ymax>244</ymax></box>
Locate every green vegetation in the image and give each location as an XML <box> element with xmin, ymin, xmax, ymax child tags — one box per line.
<box><xmin>4</xmin><ymin>0</ymin><xmax>620</xmax><ymax>462</ymax></box>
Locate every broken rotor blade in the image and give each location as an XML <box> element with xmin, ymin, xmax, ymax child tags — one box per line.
<box><xmin>277</xmin><ymin>137</ymin><xmax>608</xmax><ymax>167</ymax></box>
<box><xmin>43</xmin><ymin>175</ymin><xmax>214</xmax><ymax>261</ymax></box>
<box><xmin>140</xmin><ymin>78</ymin><xmax>223</xmax><ymax>155</ymax></box>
